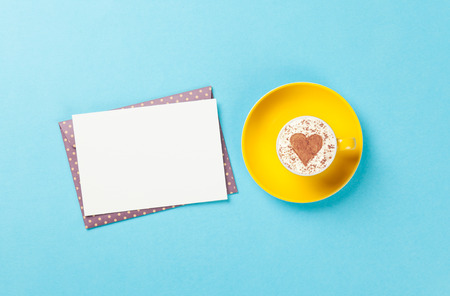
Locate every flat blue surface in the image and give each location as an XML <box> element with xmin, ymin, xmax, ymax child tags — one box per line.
<box><xmin>1</xmin><ymin>1</ymin><xmax>449</xmax><ymax>295</ymax></box>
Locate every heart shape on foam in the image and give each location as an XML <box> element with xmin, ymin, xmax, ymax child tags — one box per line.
<box><xmin>289</xmin><ymin>133</ymin><xmax>323</xmax><ymax>166</ymax></box>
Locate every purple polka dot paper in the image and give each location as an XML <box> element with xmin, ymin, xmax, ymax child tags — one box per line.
<box><xmin>58</xmin><ymin>86</ymin><xmax>237</xmax><ymax>229</ymax></box>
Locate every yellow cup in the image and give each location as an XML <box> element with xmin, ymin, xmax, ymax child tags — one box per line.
<box><xmin>276</xmin><ymin>115</ymin><xmax>356</xmax><ymax>176</ymax></box>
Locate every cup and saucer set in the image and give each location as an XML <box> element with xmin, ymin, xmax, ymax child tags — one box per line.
<box><xmin>242</xmin><ymin>82</ymin><xmax>363</xmax><ymax>203</ymax></box>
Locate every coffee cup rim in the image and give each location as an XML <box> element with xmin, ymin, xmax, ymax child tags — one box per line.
<box><xmin>276</xmin><ymin>115</ymin><xmax>338</xmax><ymax>176</ymax></box>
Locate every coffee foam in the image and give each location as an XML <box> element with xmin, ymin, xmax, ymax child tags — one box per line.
<box><xmin>277</xmin><ymin>117</ymin><xmax>336</xmax><ymax>176</ymax></box>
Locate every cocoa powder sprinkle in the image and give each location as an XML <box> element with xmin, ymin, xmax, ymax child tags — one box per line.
<box><xmin>277</xmin><ymin>117</ymin><xmax>337</xmax><ymax>175</ymax></box>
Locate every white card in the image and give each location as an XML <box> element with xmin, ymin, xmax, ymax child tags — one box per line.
<box><xmin>72</xmin><ymin>99</ymin><xmax>228</xmax><ymax>216</ymax></box>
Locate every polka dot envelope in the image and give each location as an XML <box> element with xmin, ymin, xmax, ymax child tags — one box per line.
<box><xmin>58</xmin><ymin>86</ymin><xmax>237</xmax><ymax>229</ymax></box>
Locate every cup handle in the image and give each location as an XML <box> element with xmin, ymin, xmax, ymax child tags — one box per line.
<box><xmin>337</xmin><ymin>138</ymin><xmax>356</xmax><ymax>151</ymax></box>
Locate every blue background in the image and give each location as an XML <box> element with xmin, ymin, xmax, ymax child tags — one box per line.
<box><xmin>1</xmin><ymin>1</ymin><xmax>449</xmax><ymax>295</ymax></box>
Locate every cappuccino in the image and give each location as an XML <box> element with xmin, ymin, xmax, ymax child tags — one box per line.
<box><xmin>277</xmin><ymin>116</ymin><xmax>337</xmax><ymax>176</ymax></box>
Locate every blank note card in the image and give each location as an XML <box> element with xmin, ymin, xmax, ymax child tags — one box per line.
<box><xmin>72</xmin><ymin>99</ymin><xmax>228</xmax><ymax>216</ymax></box>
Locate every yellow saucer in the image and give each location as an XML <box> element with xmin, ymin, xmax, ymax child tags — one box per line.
<box><xmin>242</xmin><ymin>82</ymin><xmax>363</xmax><ymax>203</ymax></box>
